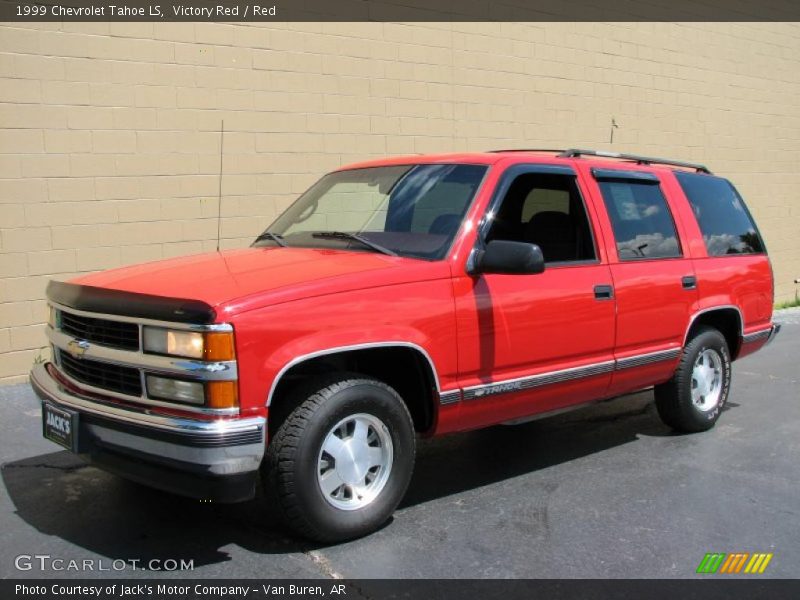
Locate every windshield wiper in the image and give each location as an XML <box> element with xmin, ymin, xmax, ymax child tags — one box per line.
<box><xmin>311</xmin><ymin>231</ymin><xmax>397</xmax><ymax>257</ymax></box>
<box><xmin>253</xmin><ymin>231</ymin><xmax>288</xmax><ymax>247</ymax></box>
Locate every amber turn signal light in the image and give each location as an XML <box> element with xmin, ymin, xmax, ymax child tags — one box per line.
<box><xmin>203</xmin><ymin>332</ymin><xmax>236</xmax><ymax>361</ymax></box>
<box><xmin>206</xmin><ymin>381</ymin><xmax>239</xmax><ymax>409</ymax></box>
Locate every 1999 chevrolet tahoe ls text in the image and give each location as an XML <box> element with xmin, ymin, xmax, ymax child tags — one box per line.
<box><xmin>31</xmin><ymin>148</ymin><xmax>780</xmax><ymax>542</ymax></box>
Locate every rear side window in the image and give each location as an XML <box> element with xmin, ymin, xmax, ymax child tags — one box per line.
<box><xmin>596</xmin><ymin>178</ymin><xmax>682</xmax><ymax>260</ymax></box>
<box><xmin>675</xmin><ymin>172</ymin><xmax>765</xmax><ymax>256</ymax></box>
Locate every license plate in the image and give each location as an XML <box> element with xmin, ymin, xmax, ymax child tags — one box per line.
<box><xmin>42</xmin><ymin>402</ymin><xmax>78</xmax><ymax>452</ymax></box>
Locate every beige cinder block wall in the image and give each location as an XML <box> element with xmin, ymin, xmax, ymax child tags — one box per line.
<box><xmin>1</xmin><ymin>22</ymin><xmax>799</xmax><ymax>383</ymax></box>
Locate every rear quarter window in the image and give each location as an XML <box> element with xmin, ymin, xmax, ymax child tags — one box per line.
<box><xmin>675</xmin><ymin>172</ymin><xmax>765</xmax><ymax>256</ymax></box>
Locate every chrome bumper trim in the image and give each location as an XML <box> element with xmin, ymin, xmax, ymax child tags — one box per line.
<box><xmin>84</xmin><ymin>423</ymin><xmax>263</xmax><ymax>475</ymax></box>
<box><xmin>30</xmin><ymin>362</ymin><xmax>263</xmax><ymax>437</ymax></box>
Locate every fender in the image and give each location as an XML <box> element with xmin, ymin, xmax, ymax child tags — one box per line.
<box><xmin>228</xmin><ymin>275</ymin><xmax>460</xmax><ymax>417</ymax></box>
<box><xmin>264</xmin><ymin>340</ymin><xmax>444</xmax><ymax>407</ymax></box>
<box><xmin>683</xmin><ymin>304</ymin><xmax>744</xmax><ymax>347</ymax></box>
<box><xmin>260</xmin><ymin>328</ymin><xmax>447</xmax><ymax>407</ymax></box>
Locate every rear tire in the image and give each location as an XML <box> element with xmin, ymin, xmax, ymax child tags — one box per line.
<box><xmin>264</xmin><ymin>374</ymin><xmax>416</xmax><ymax>542</ymax></box>
<box><xmin>655</xmin><ymin>326</ymin><xmax>731</xmax><ymax>433</ymax></box>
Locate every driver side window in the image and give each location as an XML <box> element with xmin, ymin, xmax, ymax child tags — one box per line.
<box><xmin>486</xmin><ymin>172</ymin><xmax>597</xmax><ymax>264</ymax></box>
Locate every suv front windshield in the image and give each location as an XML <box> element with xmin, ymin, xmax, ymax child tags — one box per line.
<box><xmin>253</xmin><ymin>164</ymin><xmax>488</xmax><ymax>260</ymax></box>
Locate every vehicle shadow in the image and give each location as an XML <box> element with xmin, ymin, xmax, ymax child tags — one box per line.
<box><xmin>405</xmin><ymin>390</ymin><xmax>674</xmax><ymax>507</ymax></box>
<box><xmin>2</xmin><ymin>391</ymin><xmax>724</xmax><ymax>570</ymax></box>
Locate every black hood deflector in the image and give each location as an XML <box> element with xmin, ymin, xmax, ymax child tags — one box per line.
<box><xmin>46</xmin><ymin>281</ymin><xmax>217</xmax><ymax>324</ymax></box>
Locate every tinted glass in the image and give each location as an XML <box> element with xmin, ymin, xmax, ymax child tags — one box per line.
<box><xmin>486</xmin><ymin>173</ymin><xmax>596</xmax><ymax>263</ymax></box>
<box><xmin>521</xmin><ymin>188</ymin><xmax>569</xmax><ymax>222</ymax></box>
<box><xmin>259</xmin><ymin>164</ymin><xmax>487</xmax><ymax>260</ymax></box>
<box><xmin>675</xmin><ymin>172</ymin><xmax>765</xmax><ymax>256</ymax></box>
<box><xmin>598</xmin><ymin>180</ymin><xmax>681</xmax><ymax>260</ymax></box>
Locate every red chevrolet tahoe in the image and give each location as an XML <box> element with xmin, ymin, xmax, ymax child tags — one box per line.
<box><xmin>31</xmin><ymin>148</ymin><xmax>780</xmax><ymax>542</ymax></box>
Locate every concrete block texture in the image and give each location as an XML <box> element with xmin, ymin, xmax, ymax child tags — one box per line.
<box><xmin>0</xmin><ymin>21</ymin><xmax>799</xmax><ymax>381</ymax></box>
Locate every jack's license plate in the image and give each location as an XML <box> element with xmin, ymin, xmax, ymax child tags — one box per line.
<box><xmin>42</xmin><ymin>402</ymin><xmax>78</xmax><ymax>451</ymax></box>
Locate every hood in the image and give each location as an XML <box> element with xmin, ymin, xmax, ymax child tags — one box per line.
<box><xmin>72</xmin><ymin>247</ymin><xmax>451</xmax><ymax>315</ymax></box>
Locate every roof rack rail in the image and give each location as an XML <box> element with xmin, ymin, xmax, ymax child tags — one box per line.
<box><xmin>488</xmin><ymin>148</ymin><xmax>565</xmax><ymax>154</ymax></box>
<box><xmin>557</xmin><ymin>148</ymin><xmax>711</xmax><ymax>174</ymax></box>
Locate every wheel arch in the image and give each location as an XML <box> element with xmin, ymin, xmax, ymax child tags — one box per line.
<box><xmin>266</xmin><ymin>342</ymin><xmax>441</xmax><ymax>436</ymax></box>
<box><xmin>684</xmin><ymin>305</ymin><xmax>743</xmax><ymax>359</ymax></box>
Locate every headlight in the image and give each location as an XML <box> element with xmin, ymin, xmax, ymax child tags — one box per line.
<box><xmin>48</xmin><ymin>306</ymin><xmax>59</xmax><ymax>329</ymax></box>
<box><xmin>142</xmin><ymin>327</ymin><xmax>235</xmax><ymax>361</ymax></box>
<box><xmin>146</xmin><ymin>375</ymin><xmax>205</xmax><ymax>405</ymax></box>
<box><xmin>143</xmin><ymin>328</ymin><xmax>203</xmax><ymax>358</ymax></box>
<box><xmin>145</xmin><ymin>376</ymin><xmax>238</xmax><ymax>409</ymax></box>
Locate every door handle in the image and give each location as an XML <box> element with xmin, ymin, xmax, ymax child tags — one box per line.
<box><xmin>594</xmin><ymin>284</ymin><xmax>614</xmax><ymax>300</ymax></box>
<box><xmin>682</xmin><ymin>275</ymin><xmax>697</xmax><ymax>290</ymax></box>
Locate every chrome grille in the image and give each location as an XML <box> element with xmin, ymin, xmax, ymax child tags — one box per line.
<box><xmin>59</xmin><ymin>310</ymin><xmax>140</xmax><ymax>351</ymax></box>
<box><xmin>58</xmin><ymin>350</ymin><xmax>143</xmax><ymax>397</ymax></box>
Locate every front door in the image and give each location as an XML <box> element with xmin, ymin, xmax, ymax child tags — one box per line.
<box><xmin>453</xmin><ymin>164</ymin><xmax>617</xmax><ymax>430</ymax></box>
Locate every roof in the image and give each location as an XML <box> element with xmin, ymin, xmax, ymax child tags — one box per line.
<box><xmin>336</xmin><ymin>148</ymin><xmax>711</xmax><ymax>175</ymax></box>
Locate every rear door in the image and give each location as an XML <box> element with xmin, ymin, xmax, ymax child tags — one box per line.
<box><xmin>579</xmin><ymin>166</ymin><xmax>700</xmax><ymax>396</ymax></box>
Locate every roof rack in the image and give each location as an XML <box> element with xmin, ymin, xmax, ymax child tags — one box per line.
<box><xmin>557</xmin><ymin>148</ymin><xmax>711</xmax><ymax>174</ymax></box>
<box><xmin>488</xmin><ymin>148</ymin><xmax>566</xmax><ymax>154</ymax></box>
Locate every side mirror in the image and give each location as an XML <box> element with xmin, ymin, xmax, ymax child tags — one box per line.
<box><xmin>474</xmin><ymin>240</ymin><xmax>545</xmax><ymax>275</ymax></box>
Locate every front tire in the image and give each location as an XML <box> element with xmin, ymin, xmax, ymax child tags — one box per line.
<box><xmin>655</xmin><ymin>326</ymin><xmax>731</xmax><ymax>433</ymax></box>
<box><xmin>264</xmin><ymin>375</ymin><xmax>416</xmax><ymax>542</ymax></box>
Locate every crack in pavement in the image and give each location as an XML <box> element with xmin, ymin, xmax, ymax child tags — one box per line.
<box><xmin>306</xmin><ymin>549</ymin><xmax>344</xmax><ymax>579</ymax></box>
<box><xmin>738</xmin><ymin>370</ymin><xmax>799</xmax><ymax>384</ymax></box>
<box><xmin>303</xmin><ymin>555</ymin><xmax>377</xmax><ymax>600</ymax></box>
<box><xmin>2</xmin><ymin>462</ymin><xmax>88</xmax><ymax>472</ymax></box>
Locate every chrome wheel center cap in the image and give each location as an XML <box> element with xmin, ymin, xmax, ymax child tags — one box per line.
<box><xmin>337</xmin><ymin>438</ymin><xmax>372</xmax><ymax>485</ymax></box>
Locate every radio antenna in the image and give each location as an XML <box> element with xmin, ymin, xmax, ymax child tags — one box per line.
<box><xmin>216</xmin><ymin>119</ymin><xmax>225</xmax><ymax>252</ymax></box>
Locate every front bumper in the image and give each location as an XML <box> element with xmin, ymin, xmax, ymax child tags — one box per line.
<box><xmin>30</xmin><ymin>362</ymin><xmax>265</xmax><ymax>502</ymax></box>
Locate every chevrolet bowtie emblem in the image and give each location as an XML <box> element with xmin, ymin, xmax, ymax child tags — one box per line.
<box><xmin>67</xmin><ymin>339</ymin><xmax>90</xmax><ymax>359</ymax></box>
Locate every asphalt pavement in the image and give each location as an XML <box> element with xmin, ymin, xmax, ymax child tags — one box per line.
<box><xmin>1</xmin><ymin>309</ymin><xmax>798</xmax><ymax>579</ymax></box>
